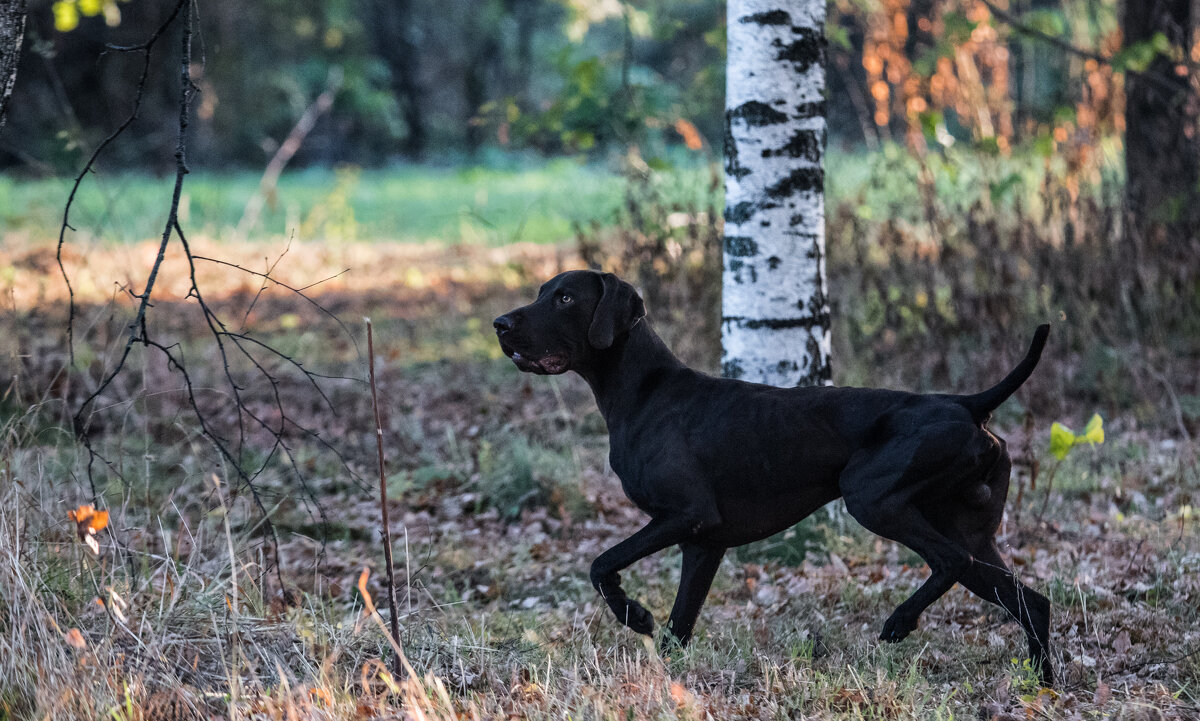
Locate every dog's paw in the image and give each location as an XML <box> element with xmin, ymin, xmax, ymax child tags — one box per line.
<box><xmin>879</xmin><ymin>612</ymin><xmax>918</xmax><ymax>643</ymax></box>
<box><xmin>621</xmin><ymin>600</ymin><xmax>655</xmax><ymax>635</ymax></box>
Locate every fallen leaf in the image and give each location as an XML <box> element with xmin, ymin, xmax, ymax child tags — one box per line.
<box><xmin>669</xmin><ymin>681</ymin><xmax>695</xmax><ymax>708</ymax></box>
<box><xmin>68</xmin><ymin>504</ymin><xmax>109</xmax><ymax>554</ymax></box>
<box><xmin>1094</xmin><ymin>679</ymin><xmax>1111</xmax><ymax>704</ymax></box>
<box><xmin>64</xmin><ymin>628</ymin><xmax>86</xmax><ymax>650</ymax></box>
<box><xmin>1111</xmin><ymin>629</ymin><xmax>1132</xmax><ymax>656</ymax></box>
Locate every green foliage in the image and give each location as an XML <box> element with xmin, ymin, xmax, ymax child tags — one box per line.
<box><xmin>735</xmin><ymin>521</ymin><xmax>826</xmax><ymax>565</ymax></box>
<box><xmin>1111</xmin><ymin>32</ymin><xmax>1174</xmax><ymax>73</ymax></box>
<box><xmin>1023</xmin><ymin>9</ymin><xmax>1068</xmax><ymax>37</ymax></box>
<box><xmin>475</xmin><ymin>434</ymin><xmax>586</xmax><ymax>521</ymax></box>
<box><xmin>1009</xmin><ymin>657</ymin><xmax>1047</xmax><ymax>695</ymax></box>
<box><xmin>1049</xmin><ymin>413</ymin><xmax>1105</xmax><ymax>461</ymax></box>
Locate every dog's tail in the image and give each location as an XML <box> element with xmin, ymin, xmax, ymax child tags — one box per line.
<box><xmin>956</xmin><ymin>324</ymin><xmax>1050</xmax><ymax>424</ymax></box>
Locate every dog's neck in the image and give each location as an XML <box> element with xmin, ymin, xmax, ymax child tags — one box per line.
<box><xmin>577</xmin><ymin>318</ymin><xmax>684</xmax><ymax>422</ymax></box>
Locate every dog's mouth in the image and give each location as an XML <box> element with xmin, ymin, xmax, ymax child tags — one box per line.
<box><xmin>508</xmin><ymin>351</ymin><xmax>568</xmax><ymax>375</ymax></box>
<box><xmin>496</xmin><ymin>332</ymin><xmax>569</xmax><ymax>375</ymax></box>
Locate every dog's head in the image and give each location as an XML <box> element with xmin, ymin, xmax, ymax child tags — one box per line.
<box><xmin>493</xmin><ymin>270</ymin><xmax>645</xmax><ymax>375</ymax></box>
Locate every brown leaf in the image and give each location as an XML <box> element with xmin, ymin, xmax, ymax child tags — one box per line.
<box><xmin>64</xmin><ymin>628</ymin><xmax>86</xmax><ymax>650</ymax></box>
<box><xmin>1111</xmin><ymin>629</ymin><xmax>1132</xmax><ymax>656</ymax></box>
<box><xmin>1093</xmin><ymin>679</ymin><xmax>1111</xmax><ymax>705</ymax></box>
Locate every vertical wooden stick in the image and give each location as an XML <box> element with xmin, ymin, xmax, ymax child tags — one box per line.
<box><xmin>366</xmin><ymin>318</ymin><xmax>403</xmax><ymax>676</ymax></box>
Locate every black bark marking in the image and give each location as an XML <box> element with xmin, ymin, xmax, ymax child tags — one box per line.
<box><xmin>725</xmin><ymin>236</ymin><xmax>759</xmax><ymax>257</ymax></box>
<box><xmin>794</xmin><ymin>101</ymin><xmax>827</xmax><ymax>119</ymax></box>
<box><xmin>723</xmin><ymin>313</ymin><xmax>831</xmax><ymax>331</ymax></box>
<box><xmin>807</xmin><ymin>236</ymin><xmax>829</xmax><ymax>318</ymax></box>
<box><xmin>767</xmin><ymin>256</ymin><xmax>782</xmax><ymax>269</ymax></box>
<box><xmin>729</xmin><ymin>100</ymin><xmax>788</xmax><ymax>126</ymax></box>
<box><xmin>798</xmin><ymin>333</ymin><xmax>832</xmax><ymax>387</ymax></box>
<box><xmin>725</xmin><ymin>201</ymin><xmax>756</xmax><ymax>225</ymax></box>
<box><xmin>724</xmin><ymin>114</ymin><xmax>751</xmax><ymax>179</ymax></box>
<box><xmin>739</xmin><ymin>10</ymin><xmax>791</xmax><ymax>25</ymax></box>
<box><xmin>765</xmin><ymin>167</ymin><xmax>824</xmax><ymax>199</ymax></box>
<box><xmin>722</xmin><ymin>357</ymin><xmax>745</xmax><ymax>380</ymax></box>
<box><xmin>806</xmin><ymin>287</ymin><xmax>830</xmax><ymax>317</ymax></box>
<box><xmin>762</xmin><ymin>128</ymin><xmax>823</xmax><ymax>163</ymax></box>
<box><xmin>773</xmin><ymin>27</ymin><xmax>824</xmax><ymax>74</ymax></box>
<box><xmin>726</xmin><ymin>261</ymin><xmax>758</xmax><ymax>284</ymax></box>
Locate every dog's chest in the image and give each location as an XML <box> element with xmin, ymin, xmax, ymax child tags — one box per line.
<box><xmin>607</xmin><ymin>433</ymin><xmax>682</xmax><ymax>516</ymax></box>
<box><xmin>608</xmin><ymin>452</ymin><xmax>652</xmax><ymax>509</ymax></box>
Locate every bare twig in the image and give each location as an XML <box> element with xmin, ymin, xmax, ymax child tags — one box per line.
<box><xmin>366</xmin><ymin>318</ymin><xmax>404</xmax><ymax>677</ymax></box>
<box><xmin>190</xmin><ymin>253</ymin><xmax>358</xmax><ymax>349</ymax></box>
<box><xmin>1035</xmin><ymin>457</ymin><xmax>1062</xmax><ymax>524</ymax></box>
<box><xmin>72</xmin><ymin>0</ymin><xmax>195</xmax><ymax>440</ymax></box>
<box><xmin>56</xmin><ymin>0</ymin><xmax>189</xmax><ymax>364</ymax></box>
<box><xmin>57</xmin><ymin>0</ymin><xmax>359</xmax><ymax>586</ymax></box>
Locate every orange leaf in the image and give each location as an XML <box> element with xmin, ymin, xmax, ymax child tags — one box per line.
<box><xmin>64</xmin><ymin>628</ymin><xmax>87</xmax><ymax>650</ymax></box>
<box><xmin>669</xmin><ymin>681</ymin><xmax>694</xmax><ymax>708</ymax></box>
<box><xmin>673</xmin><ymin>118</ymin><xmax>704</xmax><ymax>151</ymax></box>
<box><xmin>67</xmin><ymin>504</ymin><xmax>109</xmax><ymax>542</ymax></box>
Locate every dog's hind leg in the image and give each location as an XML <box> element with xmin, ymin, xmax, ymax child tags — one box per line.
<box><xmin>861</xmin><ymin>505</ymin><xmax>971</xmax><ymax>643</ymax></box>
<box><xmin>840</xmin><ymin>439</ymin><xmax>977</xmax><ymax>643</ymax></box>
<box><xmin>660</xmin><ymin>542</ymin><xmax>726</xmax><ymax>652</ymax></box>
<box><xmin>957</xmin><ymin>542</ymin><xmax>1054</xmax><ymax>686</ymax></box>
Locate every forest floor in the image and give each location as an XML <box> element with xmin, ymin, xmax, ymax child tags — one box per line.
<box><xmin>2</xmin><ymin>198</ymin><xmax>1199</xmax><ymax>719</ymax></box>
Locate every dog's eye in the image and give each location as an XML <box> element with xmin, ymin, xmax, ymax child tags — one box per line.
<box><xmin>558</xmin><ymin>293</ymin><xmax>573</xmax><ymax>304</ymax></box>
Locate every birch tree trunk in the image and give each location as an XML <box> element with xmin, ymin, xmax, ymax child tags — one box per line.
<box><xmin>722</xmin><ymin>0</ymin><xmax>831</xmax><ymax>387</ymax></box>
<box><xmin>0</xmin><ymin>0</ymin><xmax>25</xmax><ymax>132</ymax></box>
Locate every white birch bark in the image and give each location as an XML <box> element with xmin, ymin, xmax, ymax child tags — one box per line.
<box><xmin>722</xmin><ymin>0</ymin><xmax>831</xmax><ymax>387</ymax></box>
<box><xmin>0</xmin><ymin>0</ymin><xmax>25</xmax><ymax>132</ymax></box>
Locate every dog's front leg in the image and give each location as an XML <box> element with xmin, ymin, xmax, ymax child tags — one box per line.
<box><xmin>590</xmin><ymin>515</ymin><xmax>709</xmax><ymax>636</ymax></box>
<box><xmin>660</xmin><ymin>542</ymin><xmax>726</xmax><ymax>652</ymax></box>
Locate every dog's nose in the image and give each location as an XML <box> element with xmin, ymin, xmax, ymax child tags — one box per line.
<box><xmin>493</xmin><ymin>315</ymin><xmax>514</xmax><ymax>334</ymax></box>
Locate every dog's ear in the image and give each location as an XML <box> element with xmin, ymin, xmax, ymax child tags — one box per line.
<box><xmin>588</xmin><ymin>272</ymin><xmax>646</xmax><ymax>349</ymax></box>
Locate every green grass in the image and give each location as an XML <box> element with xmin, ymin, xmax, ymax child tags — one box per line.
<box><xmin>0</xmin><ymin>159</ymin><xmax>714</xmax><ymax>246</ymax></box>
<box><xmin>0</xmin><ymin>141</ymin><xmax>1123</xmax><ymax>249</ymax></box>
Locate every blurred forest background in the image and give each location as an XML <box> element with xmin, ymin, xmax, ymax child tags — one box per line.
<box><xmin>5</xmin><ymin>0</ymin><xmax>1197</xmax><ymax>417</ymax></box>
<box><xmin>1</xmin><ymin>0</ymin><xmax>1199</xmax><ymax>718</ymax></box>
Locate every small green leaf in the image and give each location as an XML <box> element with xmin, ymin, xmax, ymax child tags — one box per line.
<box><xmin>1034</xmin><ymin>132</ymin><xmax>1055</xmax><ymax>158</ymax></box>
<box><xmin>826</xmin><ymin>25</ymin><xmax>852</xmax><ymax>52</ymax></box>
<box><xmin>1024</xmin><ymin>9</ymin><xmax>1066</xmax><ymax>38</ymax></box>
<box><xmin>1081</xmin><ymin>413</ymin><xmax>1104</xmax><ymax>445</ymax></box>
<box><xmin>942</xmin><ymin>12</ymin><xmax>978</xmax><ymax>44</ymax></box>
<box><xmin>1050</xmin><ymin>422</ymin><xmax>1076</xmax><ymax>460</ymax></box>
<box><xmin>989</xmin><ymin>172</ymin><xmax>1023</xmax><ymax>203</ymax></box>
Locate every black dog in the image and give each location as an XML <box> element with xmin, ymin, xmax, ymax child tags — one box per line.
<box><xmin>494</xmin><ymin>270</ymin><xmax>1053</xmax><ymax>685</ymax></box>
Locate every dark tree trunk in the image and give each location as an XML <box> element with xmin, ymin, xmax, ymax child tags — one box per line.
<box><xmin>0</xmin><ymin>0</ymin><xmax>26</xmax><ymax>132</ymax></box>
<box><xmin>1123</xmin><ymin>0</ymin><xmax>1199</xmax><ymax>239</ymax></box>
<box><xmin>464</xmin><ymin>37</ymin><xmax>498</xmax><ymax>154</ymax></box>
<box><xmin>370</xmin><ymin>0</ymin><xmax>426</xmax><ymax>159</ymax></box>
<box><xmin>504</xmin><ymin>0</ymin><xmax>536</xmax><ymax>108</ymax></box>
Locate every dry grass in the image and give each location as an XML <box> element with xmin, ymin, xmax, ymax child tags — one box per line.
<box><xmin>2</xmin><ymin>228</ymin><xmax>1198</xmax><ymax>719</ymax></box>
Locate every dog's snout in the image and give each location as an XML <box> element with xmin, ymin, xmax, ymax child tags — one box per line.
<box><xmin>493</xmin><ymin>314</ymin><xmax>514</xmax><ymax>334</ymax></box>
